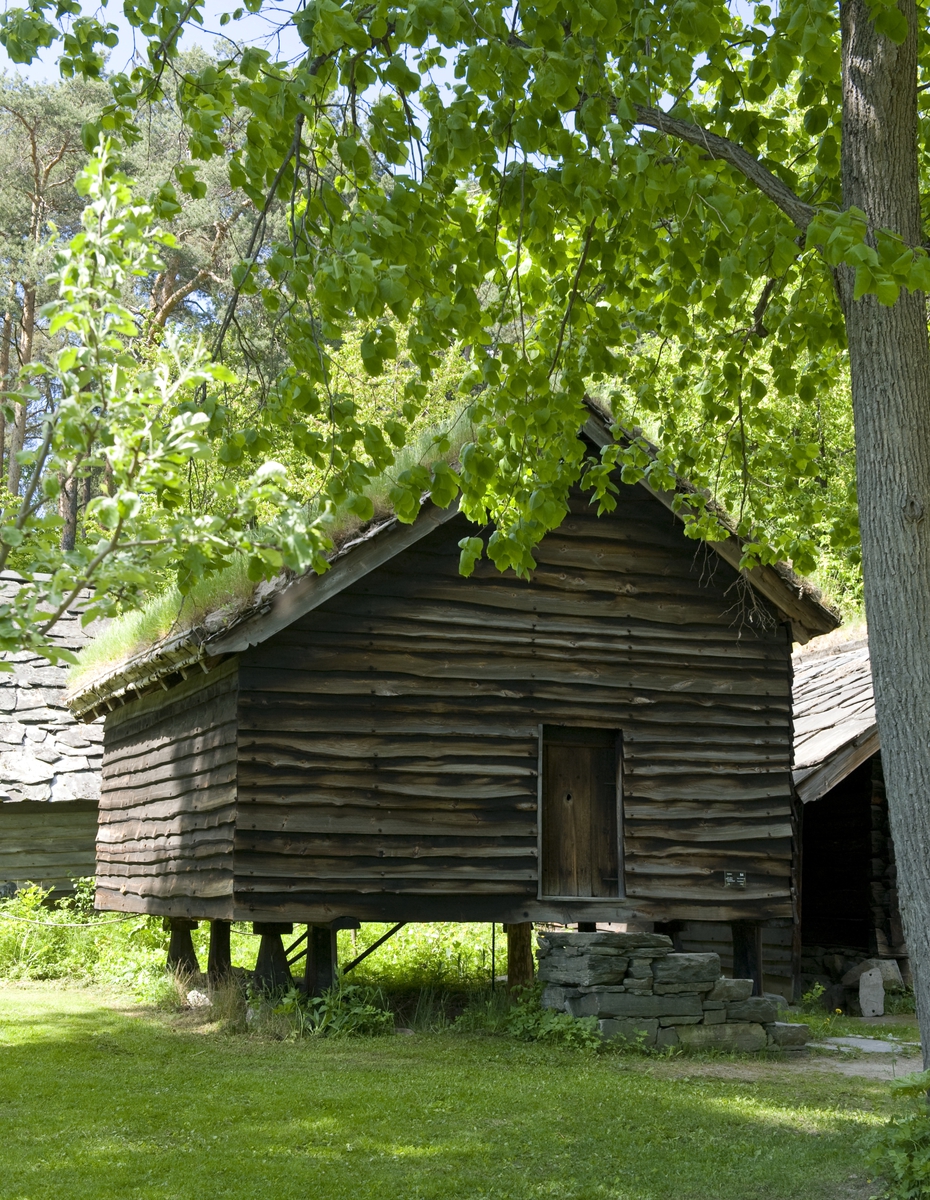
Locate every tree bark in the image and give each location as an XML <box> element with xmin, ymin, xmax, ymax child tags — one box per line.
<box><xmin>8</xmin><ymin>285</ymin><xmax>35</xmax><ymax>498</ymax></box>
<box><xmin>841</xmin><ymin>0</ymin><xmax>930</xmax><ymax>1065</ymax></box>
<box><xmin>506</xmin><ymin>922</ymin><xmax>535</xmax><ymax>992</ymax></box>
<box><xmin>58</xmin><ymin>465</ymin><xmax>78</xmax><ymax>552</ymax></box>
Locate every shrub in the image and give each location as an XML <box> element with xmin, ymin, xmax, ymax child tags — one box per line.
<box><xmin>886</xmin><ymin>989</ymin><xmax>918</xmax><ymax>1016</ymax></box>
<box><xmin>248</xmin><ymin>983</ymin><xmax>396</xmax><ymax>1038</ymax></box>
<box><xmin>868</xmin><ymin>1069</ymin><xmax>930</xmax><ymax>1198</ymax></box>
<box><xmin>501</xmin><ymin>985</ymin><xmax>602</xmax><ymax>1050</ymax></box>
<box><xmin>0</xmin><ymin>882</ymin><xmax>183</xmax><ymax>1002</ymax></box>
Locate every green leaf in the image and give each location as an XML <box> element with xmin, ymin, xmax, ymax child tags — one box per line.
<box><xmin>872</xmin><ymin>4</ymin><xmax>909</xmax><ymax>42</ymax></box>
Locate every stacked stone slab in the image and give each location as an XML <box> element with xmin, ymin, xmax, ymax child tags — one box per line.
<box><xmin>0</xmin><ymin>579</ymin><xmax>102</xmax><ymax>806</ymax></box>
<box><xmin>0</xmin><ymin>574</ymin><xmax>103</xmax><ymax>893</ymax></box>
<box><xmin>537</xmin><ymin>932</ymin><xmax>809</xmax><ymax>1052</ymax></box>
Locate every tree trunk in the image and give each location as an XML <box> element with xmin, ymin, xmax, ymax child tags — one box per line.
<box><xmin>8</xmin><ymin>285</ymin><xmax>35</xmax><ymax>498</ymax></box>
<box><xmin>58</xmin><ymin>466</ymin><xmax>78</xmax><ymax>552</ymax></box>
<box><xmin>0</xmin><ymin>307</ymin><xmax>11</xmax><ymax>485</ymax></box>
<box><xmin>505</xmin><ymin>922</ymin><xmax>534</xmax><ymax>993</ymax></box>
<box><xmin>841</xmin><ymin>0</ymin><xmax>930</xmax><ymax>1065</ymax></box>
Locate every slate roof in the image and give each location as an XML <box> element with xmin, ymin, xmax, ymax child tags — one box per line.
<box><xmin>791</xmin><ymin>635</ymin><xmax>877</xmax><ymax>803</ymax></box>
<box><xmin>0</xmin><ymin>573</ymin><xmax>102</xmax><ymax>805</ymax></box>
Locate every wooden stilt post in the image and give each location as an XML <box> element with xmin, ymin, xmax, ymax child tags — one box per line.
<box><xmin>252</xmin><ymin>922</ymin><xmax>294</xmax><ymax>993</ymax></box>
<box><xmin>577</xmin><ymin>922</ymin><xmax>597</xmax><ymax>933</ymax></box>
<box><xmin>304</xmin><ymin>923</ymin><xmax>338</xmax><ymax>996</ymax></box>
<box><xmin>164</xmin><ymin>918</ymin><xmax>200</xmax><ymax>976</ymax></box>
<box><xmin>208</xmin><ymin>920</ymin><xmax>232</xmax><ymax>987</ymax></box>
<box><xmin>506</xmin><ymin>922</ymin><xmax>534</xmax><ymax>993</ymax></box>
<box><xmin>731</xmin><ymin>921</ymin><xmax>764</xmax><ymax>996</ymax></box>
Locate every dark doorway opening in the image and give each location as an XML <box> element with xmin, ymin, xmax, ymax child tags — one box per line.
<box><xmin>541</xmin><ymin>726</ymin><xmax>620</xmax><ymax>898</ymax></box>
<box><xmin>801</xmin><ymin>759</ymin><xmax>873</xmax><ymax>951</ymax></box>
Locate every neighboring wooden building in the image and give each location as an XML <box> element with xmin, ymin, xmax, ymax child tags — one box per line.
<box><xmin>0</xmin><ymin>573</ymin><xmax>102</xmax><ymax>896</ymax></box>
<box><xmin>791</xmin><ymin>637</ymin><xmax>905</xmax><ymax>980</ymax></box>
<box><xmin>677</xmin><ymin>634</ymin><xmax>902</xmax><ymax>998</ymax></box>
<box><xmin>66</xmin><ymin>406</ymin><xmax>838</xmax><ymax>984</ymax></box>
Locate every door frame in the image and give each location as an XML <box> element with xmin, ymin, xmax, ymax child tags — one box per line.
<box><xmin>536</xmin><ymin>724</ymin><xmax>625</xmax><ymax>901</ymax></box>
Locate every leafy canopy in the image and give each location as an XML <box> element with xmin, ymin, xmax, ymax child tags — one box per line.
<box><xmin>0</xmin><ymin>142</ymin><xmax>327</xmax><ymax>662</ymax></box>
<box><xmin>1</xmin><ymin>0</ymin><xmax>917</xmax><ymax>581</ymax></box>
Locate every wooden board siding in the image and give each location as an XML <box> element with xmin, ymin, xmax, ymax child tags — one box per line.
<box><xmin>235</xmin><ymin>485</ymin><xmax>795</xmax><ymax>924</ymax></box>
<box><xmin>0</xmin><ymin>800</ymin><xmax>97</xmax><ymax>894</ymax></box>
<box><xmin>677</xmin><ymin>920</ymin><xmax>796</xmax><ymax>1000</ymax></box>
<box><xmin>95</xmin><ymin>661</ymin><xmax>238</xmax><ymax>918</ymax></box>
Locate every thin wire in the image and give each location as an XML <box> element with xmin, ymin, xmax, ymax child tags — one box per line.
<box><xmin>0</xmin><ymin>911</ymin><xmax>140</xmax><ymax>929</ymax></box>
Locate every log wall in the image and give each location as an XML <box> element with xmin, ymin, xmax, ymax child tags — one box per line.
<box><xmin>0</xmin><ymin>799</ymin><xmax>97</xmax><ymax>894</ymax></box>
<box><xmin>234</xmin><ymin>485</ymin><xmax>795</xmax><ymax>924</ymax></box>
<box><xmin>95</xmin><ymin>661</ymin><xmax>238</xmax><ymax>918</ymax></box>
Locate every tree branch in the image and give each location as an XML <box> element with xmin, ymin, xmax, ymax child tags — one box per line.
<box><xmin>632</xmin><ymin>105</ymin><xmax>816</xmax><ymax>233</ymax></box>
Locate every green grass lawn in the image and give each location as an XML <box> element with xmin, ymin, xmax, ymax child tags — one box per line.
<box><xmin>0</xmin><ymin>985</ymin><xmax>889</xmax><ymax>1200</ymax></box>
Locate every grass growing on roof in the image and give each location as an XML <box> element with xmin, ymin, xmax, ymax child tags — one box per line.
<box><xmin>0</xmin><ymin>984</ymin><xmax>889</xmax><ymax>1200</ymax></box>
<box><xmin>68</xmin><ymin>414</ymin><xmax>477</xmax><ymax>688</ymax></box>
<box><xmin>67</xmin><ymin>556</ymin><xmax>257</xmax><ymax>686</ymax></box>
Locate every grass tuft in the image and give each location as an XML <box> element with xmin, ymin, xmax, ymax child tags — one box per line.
<box><xmin>68</xmin><ymin>557</ymin><xmax>257</xmax><ymax>686</ymax></box>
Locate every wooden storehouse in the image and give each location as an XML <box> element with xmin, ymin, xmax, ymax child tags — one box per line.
<box><xmin>0</xmin><ymin>573</ymin><xmax>102</xmax><ymax>896</ymax></box>
<box><xmin>66</xmin><ymin>406</ymin><xmax>839</xmax><ymax>987</ymax></box>
<box><xmin>675</xmin><ymin>633</ymin><xmax>902</xmax><ymax>998</ymax></box>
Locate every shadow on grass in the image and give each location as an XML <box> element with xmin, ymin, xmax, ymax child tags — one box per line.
<box><xmin>0</xmin><ymin>987</ymin><xmax>886</xmax><ymax>1200</ymax></box>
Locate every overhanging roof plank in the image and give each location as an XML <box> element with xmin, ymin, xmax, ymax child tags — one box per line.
<box><xmin>581</xmin><ymin>414</ymin><xmax>838</xmax><ymax>642</ymax></box>
<box><xmin>793</xmin><ymin>729</ymin><xmax>880</xmax><ymax>803</ymax></box>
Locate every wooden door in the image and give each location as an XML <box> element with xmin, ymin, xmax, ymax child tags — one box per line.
<box><xmin>541</xmin><ymin>727</ymin><xmax>620</xmax><ymax>897</ymax></box>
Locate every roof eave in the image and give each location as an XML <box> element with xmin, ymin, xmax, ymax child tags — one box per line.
<box><xmin>580</xmin><ymin>410</ymin><xmax>840</xmax><ymax>644</ymax></box>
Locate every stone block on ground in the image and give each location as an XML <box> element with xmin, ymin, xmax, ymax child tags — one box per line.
<box><xmin>766</xmin><ymin>1022</ymin><xmax>810</xmax><ymax>1048</ymax></box>
<box><xmin>841</xmin><ymin>957</ymin><xmax>905</xmax><ymax>990</ymax></box>
<box><xmin>859</xmin><ymin>968</ymin><xmax>885</xmax><ymax>1018</ymax></box>
<box><xmin>656</xmin><ymin>1027</ymin><xmax>679</xmax><ymax>1048</ymax></box>
<box><xmin>598</xmin><ymin>1018</ymin><xmax>658</xmax><ymax>1047</ymax></box>
<box><xmin>726</xmin><ymin>997</ymin><xmax>777</xmax><ymax>1024</ymax></box>
<box><xmin>703</xmin><ymin>1007</ymin><xmax>727</xmax><ymax>1025</ymax></box>
<box><xmin>706</xmin><ymin>977</ymin><xmax>753</xmax><ymax>1002</ymax></box>
<box><xmin>676</xmin><ymin>1023</ymin><xmax>768</xmax><ymax>1053</ymax></box>
<box><xmin>653</xmin><ymin>953</ymin><xmax>721</xmax><ymax>985</ymax></box>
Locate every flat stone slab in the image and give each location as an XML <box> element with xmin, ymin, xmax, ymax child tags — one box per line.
<box><xmin>811</xmin><ymin>1036</ymin><xmax>919</xmax><ymax>1054</ymax></box>
<box><xmin>567</xmin><ymin>991</ymin><xmax>703</xmax><ymax>1019</ymax></box>
<box><xmin>707</xmin><ymin>977</ymin><xmax>753</xmax><ymax>1002</ymax></box>
<box><xmin>727</xmin><ymin>997</ymin><xmax>778</xmax><ymax>1024</ymax></box>
<box><xmin>653</xmin><ymin>953</ymin><xmax>721</xmax><ymax>985</ymax></box>
<box><xmin>537</xmin><ymin>956</ymin><xmax>628</xmax><ymax>986</ymax></box>
<box><xmin>677</xmin><ymin>1022</ymin><xmax>768</xmax><ymax>1053</ymax></box>
<box><xmin>538</xmin><ymin>932</ymin><xmax>672</xmax><ymax>953</ymax></box>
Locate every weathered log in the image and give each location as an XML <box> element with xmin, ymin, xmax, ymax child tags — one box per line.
<box><xmin>303</xmin><ymin>923</ymin><xmax>338</xmax><ymax>996</ymax></box>
<box><xmin>208</xmin><ymin>919</ymin><xmax>232</xmax><ymax>986</ymax></box>
<box><xmin>252</xmin><ymin>922</ymin><xmax>294</xmax><ymax>993</ymax></box>
<box><xmin>506</xmin><ymin>922</ymin><xmax>534</xmax><ymax>992</ymax></box>
<box><xmin>165</xmin><ymin>917</ymin><xmax>200</xmax><ymax>976</ymax></box>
